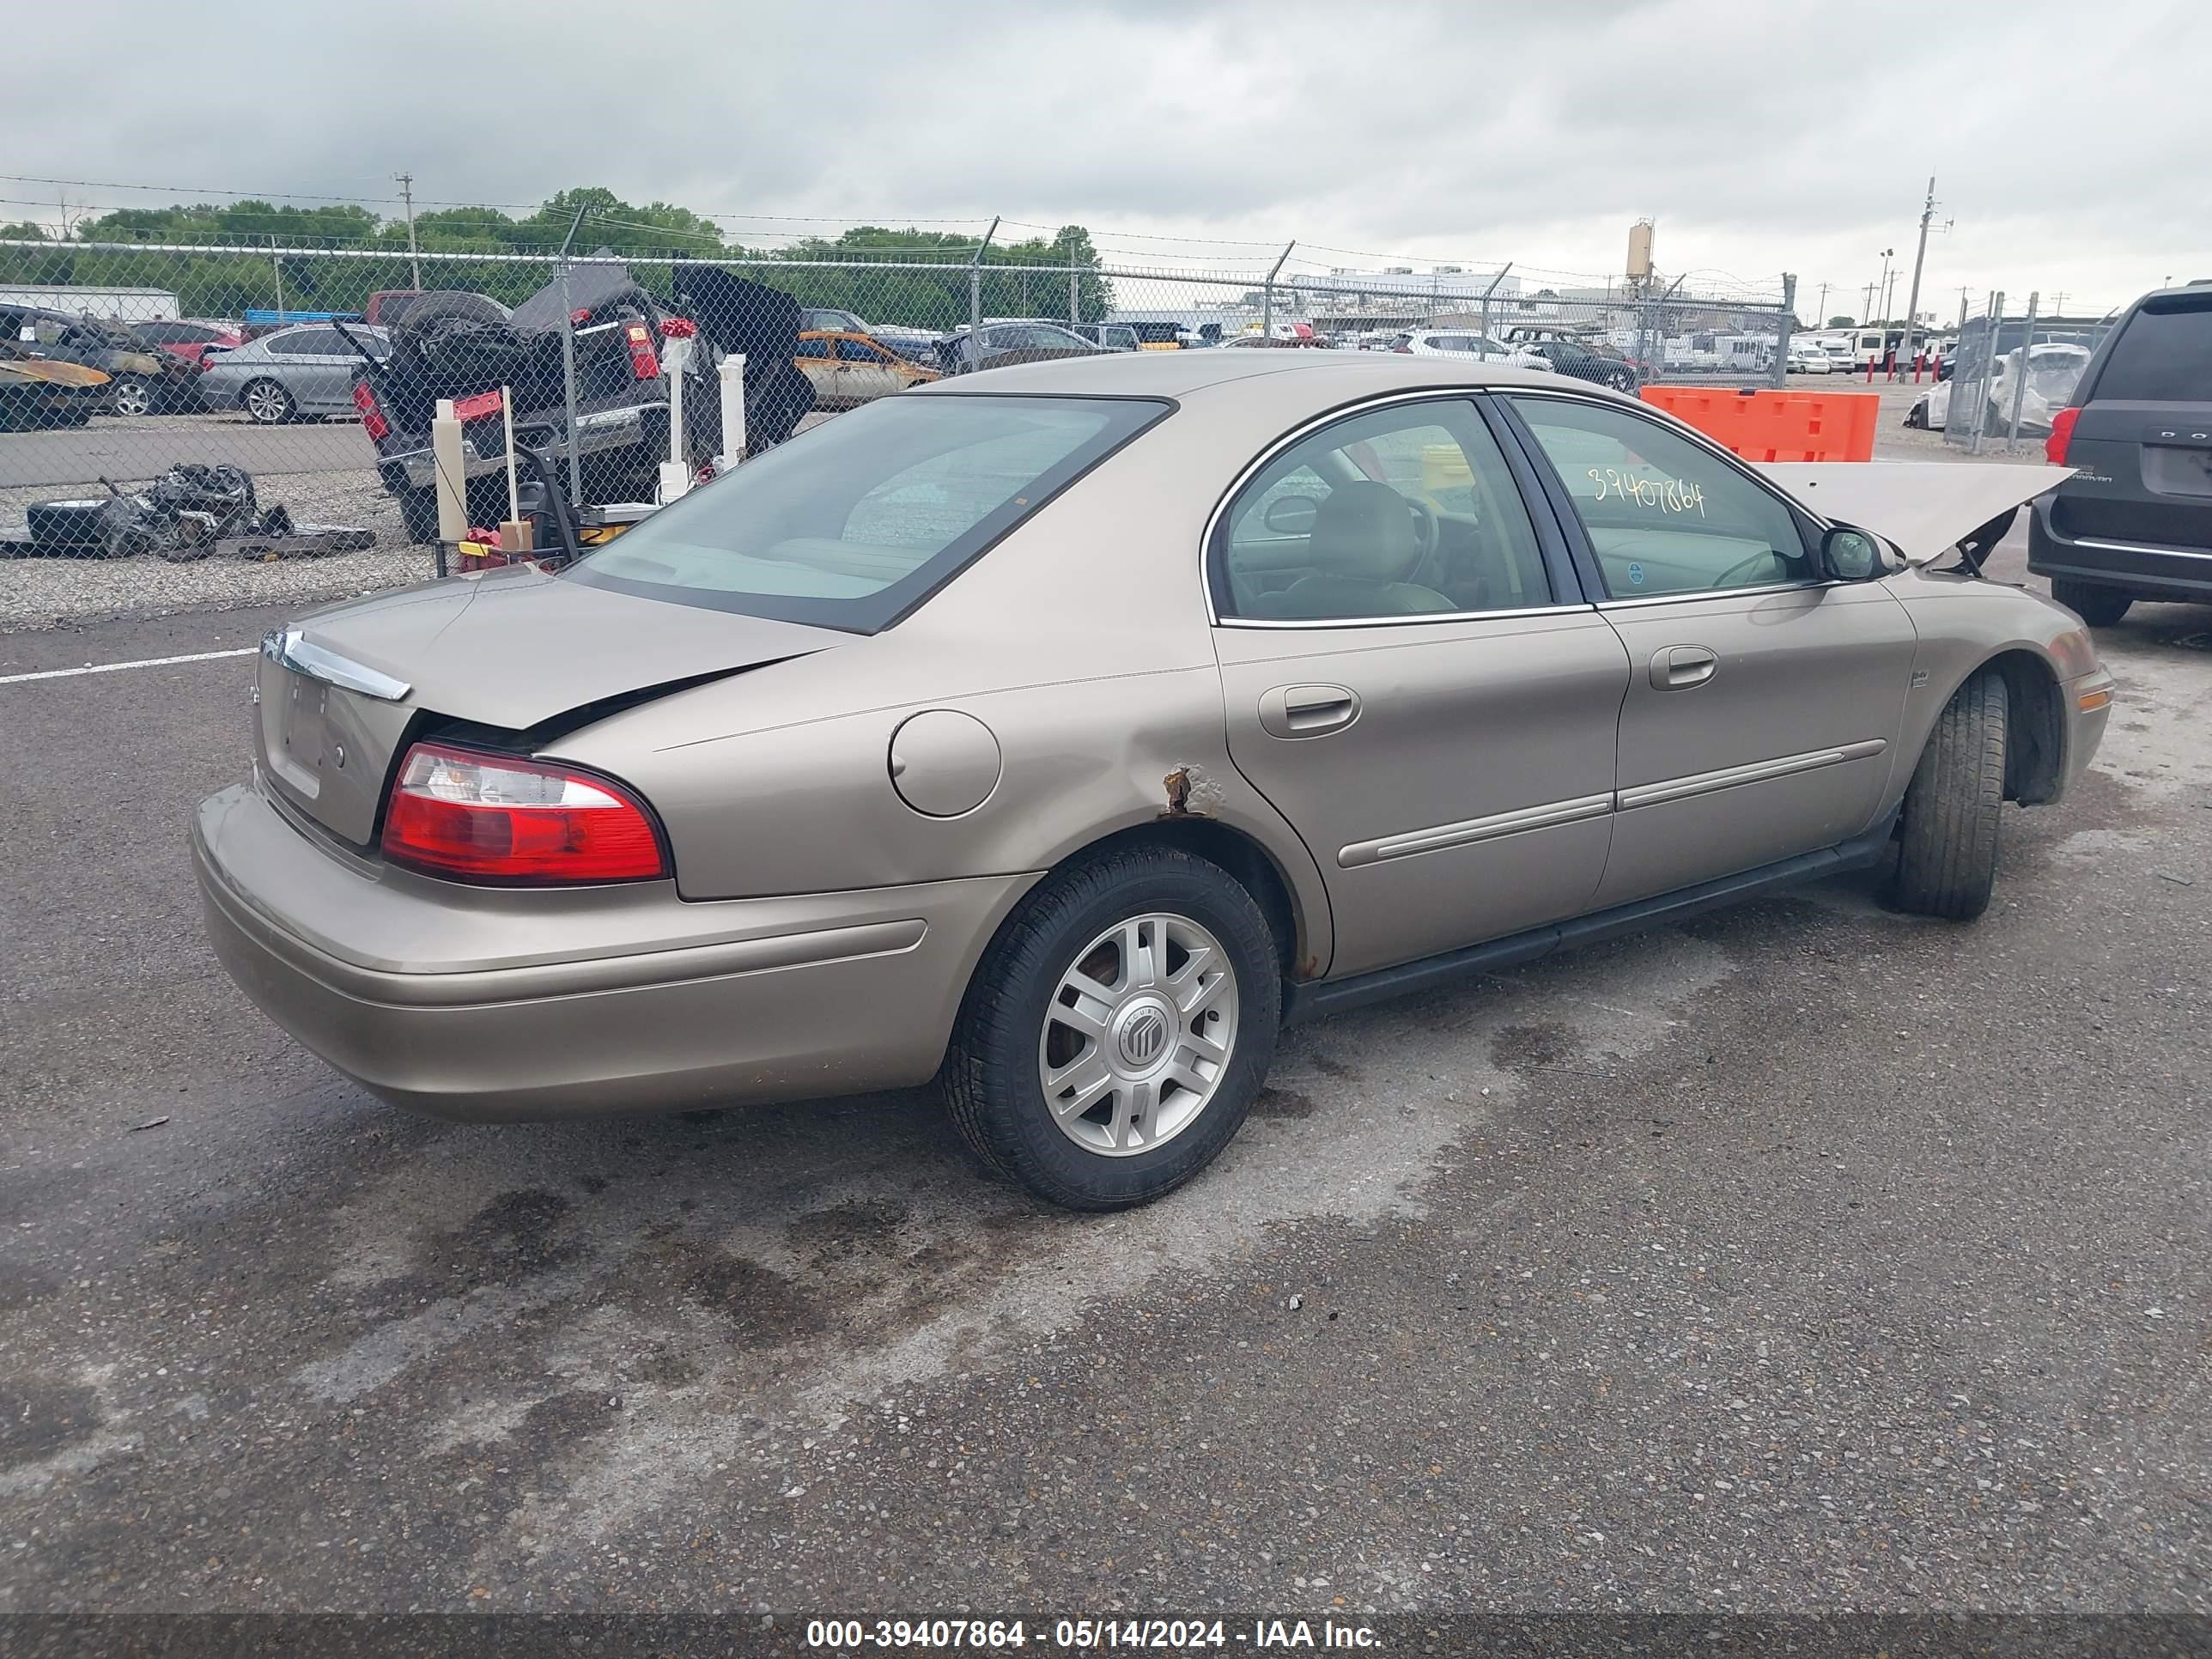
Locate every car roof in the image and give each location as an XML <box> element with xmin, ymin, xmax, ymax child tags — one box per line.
<box><xmin>909</xmin><ymin>348</ymin><xmax>1578</xmax><ymax>404</ymax></box>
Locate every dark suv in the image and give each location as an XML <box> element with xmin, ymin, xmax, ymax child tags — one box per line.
<box><xmin>2027</xmin><ymin>282</ymin><xmax>2212</xmax><ymax>624</ymax></box>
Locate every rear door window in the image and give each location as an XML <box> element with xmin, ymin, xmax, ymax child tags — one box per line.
<box><xmin>2092</xmin><ymin>297</ymin><xmax>2212</xmax><ymax>403</ymax></box>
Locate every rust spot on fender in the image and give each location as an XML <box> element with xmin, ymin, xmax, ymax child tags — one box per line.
<box><xmin>1160</xmin><ymin>763</ymin><xmax>1222</xmax><ymax>817</ymax></box>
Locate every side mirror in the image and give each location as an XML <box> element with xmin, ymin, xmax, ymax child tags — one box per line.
<box><xmin>1261</xmin><ymin>495</ymin><xmax>1321</xmax><ymax>535</ymax></box>
<box><xmin>1820</xmin><ymin>525</ymin><xmax>1885</xmax><ymax>581</ymax></box>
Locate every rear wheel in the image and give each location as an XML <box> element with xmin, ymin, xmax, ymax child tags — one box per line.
<box><xmin>2050</xmin><ymin>577</ymin><xmax>2133</xmax><ymax>628</ymax></box>
<box><xmin>944</xmin><ymin>847</ymin><xmax>1280</xmax><ymax>1211</ymax></box>
<box><xmin>1893</xmin><ymin>670</ymin><xmax>2008</xmax><ymax>921</ymax></box>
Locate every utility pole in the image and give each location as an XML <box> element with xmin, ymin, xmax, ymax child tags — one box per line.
<box><xmin>1814</xmin><ymin>282</ymin><xmax>1829</xmax><ymax>326</ymax></box>
<box><xmin>394</xmin><ymin>173</ymin><xmax>421</xmax><ymax>291</ymax></box>
<box><xmin>1898</xmin><ymin>177</ymin><xmax>1936</xmax><ymax>372</ymax></box>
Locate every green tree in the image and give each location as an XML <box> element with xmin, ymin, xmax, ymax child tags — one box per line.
<box><xmin>1827</xmin><ymin>314</ymin><xmax>1856</xmax><ymax>328</ymax></box>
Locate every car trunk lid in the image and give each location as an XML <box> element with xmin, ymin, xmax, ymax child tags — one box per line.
<box><xmin>254</xmin><ymin>568</ymin><xmax>846</xmax><ymax>847</ymax></box>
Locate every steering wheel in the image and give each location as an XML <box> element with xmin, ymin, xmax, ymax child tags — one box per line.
<box><xmin>1710</xmin><ymin>549</ymin><xmax>1783</xmax><ymax>589</ymax></box>
<box><xmin>1401</xmin><ymin>495</ymin><xmax>1441</xmax><ymax>563</ymax></box>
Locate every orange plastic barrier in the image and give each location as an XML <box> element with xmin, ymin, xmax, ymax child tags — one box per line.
<box><xmin>1639</xmin><ymin>386</ymin><xmax>1878</xmax><ymax>463</ymax></box>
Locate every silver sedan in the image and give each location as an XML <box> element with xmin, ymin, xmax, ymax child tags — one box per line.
<box><xmin>198</xmin><ymin>323</ymin><xmax>390</xmax><ymax>423</ymax></box>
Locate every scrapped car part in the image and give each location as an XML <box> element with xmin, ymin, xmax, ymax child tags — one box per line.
<box><xmin>1893</xmin><ymin>670</ymin><xmax>2008</xmax><ymax>920</ymax></box>
<box><xmin>0</xmin><ymin>341</ymin><xmax>109</xmax><ymax>430</ymax></box>
<box><xmin>945</xmin><ymin>848</ymin><xmax>1280</xmax><ymax>1210</ymax></box>
<box><xmin>356</xmin><ymin>267</ymin><xmax>725</xmax><ymax>540</ymax></box>
<box><xmin>668</xmin><ymin>263</ymin><xmax>817</xmax><ymax>451</ymax></box>
<box><xmin>224</xmin><ymin>524</ymin><xmax>376</xmax><ymax>562</ymax></box>
<box><xmin>28</xmin><ymin>465</ymin><xmax>261</xmax><ymax>560</ymax></box>
<box><xmin>192</xmin><ymin>354</ymin><xmax>2111</xmax><ymax>1212</ymax></box>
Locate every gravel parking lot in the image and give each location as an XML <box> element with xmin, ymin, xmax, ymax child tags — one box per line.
<box><xmin>1</xmin><ymin>501</ymin><xmax>2206</xmax><ymax>1622</ymax></box>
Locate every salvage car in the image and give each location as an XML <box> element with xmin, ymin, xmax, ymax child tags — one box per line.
<box><xmin>198</xmin><ymin>322</ymin><xmax>392</xmax><ymax>423</ymax></box>
<box><xmin>131</xmin><ymin>319</ymin><xmax>244</xmax><ymax>371</ymax></box>
<box><xmin>0</xmin><ymin>305</ymin><xmax>203</xmax><ymax>416</ymax></box>
<box><xmin>0</xmin><ymin>338</ymin><xmax>108</xmax><ymax>428</ymax></box>
<box><xmin>1905</xmin><ymin>342</ymin><xmax>2090</xmax><ymax>436</ymax></box>
<box><xmin>1516</xmin><ymin>337</ymin><xmax>1640</xmax><ymax>391</ymax></box>
<box><xmin>794</xmin><ymin>330</ymin><xmax>939</xmax><ymax>408</ymax></box>
<box><xmin>194</xmin><ymin>354</ymin><xmax>2109</xmax><ymax>1212</ymax></box>
<box><xmin>937</xmin><ymin>319</ymin><xmax>1103</xmax><ymax>374</ymax></box>
<box><xmin>354</xmin><ymin>265</ymin><xmax>814</xmax><ymax>543</ymax></box>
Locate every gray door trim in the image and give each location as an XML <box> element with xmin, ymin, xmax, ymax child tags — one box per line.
<box><xmin>1338</xmin><ymin>792</ymin><xmax>1614</xmax><ymax>868</ymax></box>
<box><xmin>1616</xmin><ymin>738</ymin><xmax>1887</xmax><ymax>811</ymax></box>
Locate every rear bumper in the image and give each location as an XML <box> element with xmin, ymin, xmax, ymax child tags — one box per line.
<box><xmin>192</xmin><ymin>781</ymin><xmax>1035</xmax><ymax>1121</ymax></box>
<box><xmin>2028</xmin><ymin>493</ymin><xmax>2212</xmax><ymax>599</ymax></box>
<box><xmin>380</xmin><ymin>401</ymin><xmax>663</xmax><ymax>493</ymax></box>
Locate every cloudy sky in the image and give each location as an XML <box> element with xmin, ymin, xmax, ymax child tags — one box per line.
<box><xmin>9</xmin><ymin>0</ymin><xmax>2209</xmax><ymax>320</ymax></box>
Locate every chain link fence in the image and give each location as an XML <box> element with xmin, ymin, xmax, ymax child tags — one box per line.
<box><xmin>0</xmin><ymin>234</ymin><xmax>1796</xmax><ymax>570</ymax></box>
<box><xmin>1936</xmin><ymin>291</ymin><xmax>2114</xmax><ymax>455</ymax></box>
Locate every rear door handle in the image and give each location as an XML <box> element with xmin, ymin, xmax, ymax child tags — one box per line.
<box><xmin>1650</xmin><ymin>645</ymin><xmax>1718</xmax><ymax>690</ymax></box>
<box><xmin>1259</xmin><ymin>683</ymin><xmax>1361</xmax><ymax>738</ymax></box>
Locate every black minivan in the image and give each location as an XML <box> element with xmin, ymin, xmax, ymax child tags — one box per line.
<box><xmin>2028</xmin><ymin>282</ymin><xmax>2212</xmax><ymax>624</ymax></box>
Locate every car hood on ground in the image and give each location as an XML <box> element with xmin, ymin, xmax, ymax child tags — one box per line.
<box><xmin>1758</xmin><ymin>460</ymin><xmax>2072</xmax><ymax>563</ymax></box>
<box><xmin>291</xmin><ymin>567</ymin><xmax>848</xmax><ymax>733</ymax></box>
<box><xmin>0</xmin><ymin>356</ymin><xmax>108</xmax><ymax>389</ymax></box>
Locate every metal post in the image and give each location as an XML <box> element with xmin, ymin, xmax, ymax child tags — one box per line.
<box><xmin>396</xmin><ymin>171</ymin><xmax>421</xmax><ymax>292</ymax></box>
<box><xmin>1069</xmin><ymin>263</ymin><xmax>1079</xmax><ymax>325</ymax></box>
<box><xmin>1899</xmin><ymin>176</ymin><xmax>1934</xmax><ymax>377</ymax></box>
<box><xmin>1259</xmin><ymin>240</ymin><xmax>1294</xmax><ymax>341</ymax></box>
<box><xmin>1969</xmin><ymin>291</ymin><xmax>2002</xmax><ymax>456</ymax></box>
<box><xmin>1772</xmin><ymin>273</ymin><xmax>1796</xmax><ymax>388</ymax></box>
<box><xmin>270</xmin><ymin>235</ymin><xmax>284</xmax><ymax>322</ymax></box>
<box><xmin>556</xmin><ymin>205</ymin><xmax>586</xmax><ymax>505</ymax></box>
<box><xmin>1478</xmin><ymin>264</ymin><xmax>1512</xmax><ymax>359</ymax></box>
<box><xmin>969</xmin><ymin>216</ymin><xmax>1000</xmax><ymax>339</ymax></box>
<box><xmin>2005</xmin><ymin>291</ymin><xmax>2039</xmax><ymax>453</ymax></box>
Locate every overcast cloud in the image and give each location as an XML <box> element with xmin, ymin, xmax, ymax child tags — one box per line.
<box><xmin>11</xmin><ymin>0</ymin><xmax>2210</xmax><ymax>317</ymax></box>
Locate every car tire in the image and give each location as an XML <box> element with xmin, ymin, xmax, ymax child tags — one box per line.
<box><xmin>944</xmin><ymin>846</ymin><xmax>1281</xmax><ymax>1212</ymax></box>
<box><xmin>26</xmin><ymin>498</ymin><xmax>112</xmax><ymax>554</ymax></box>
<box><xmin>1893</xmin><ymin>669</ymin><xmax>2008</xmax><ymax>921</ymax></box>
<box><xmin>107</xmin><ymin>376</ymin><xmax>153</xmax><ymax>418</ymax></box>
<box><xmin>242</xmin><ymin>379</ymin><xmax>295</xmax><ymax>424</ymax></box>
<box><xmin>398</xmin><ymin>487</ymin><xmax>441</xmax><ymax>546</ymax></box>
<box><xmin>2049</xmin><ymin>578</ymin><xmax>2132</xmax><ymax>628</ymax></box>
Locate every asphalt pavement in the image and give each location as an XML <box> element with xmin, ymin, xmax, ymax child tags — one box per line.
<box><xmin>1</xmin><ymin>528</ymin><xmax>2209</xmax><ymax>1621</ymax></box>
<box><xmin>0</xmin><ymin>414</ymin><xmax>373</xmax><ymax>489</ymax></box>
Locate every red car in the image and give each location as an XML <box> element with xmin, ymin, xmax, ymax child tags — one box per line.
<box><xmin>130</xmin><ymin>319</ymin><xmax>244</xmax><ymax>369</ymax></box>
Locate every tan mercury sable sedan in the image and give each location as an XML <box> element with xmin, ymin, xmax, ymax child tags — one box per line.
<box><xmin>195</xmin><ymin>353</ymin><xmax>2114</xmax><ymax>1210</ymax></box>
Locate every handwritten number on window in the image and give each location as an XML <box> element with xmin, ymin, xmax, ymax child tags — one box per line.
<box><xmin>1586</xmin><ymin>468</ymin><xmax>1706</xmax><ymax>517</ymax></box>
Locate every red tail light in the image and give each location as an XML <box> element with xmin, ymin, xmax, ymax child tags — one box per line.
<box><xmin>351</xmin><ymin>380</ymin><xmax>390</xmax><ymax>442</ymax></box>
<box><xmin>2045</xmin><ymin>405</ymin><xmax>2081</xmax><ymax>465</ymax></box>
<box><xmin>380</xmin><ymin>743</ymin><xmax>668</xmax><ymax>884</ymax></box>
<box><xmin>1390</xmin><ymin>344</ymin><xmax>1412</xmax><ymax>354</ymax></box>
<box><xmin>624</xmin><ymin>322</ymin><xmax>660</xmax><ymax>380</ymax></box>
<box><xmin>452</xmin><ymin>388</ymin><xmax>504</xmax><ymax>422</ymax></box>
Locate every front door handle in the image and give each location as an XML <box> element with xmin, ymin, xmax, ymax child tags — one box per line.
<box><xmin>1650</xmin><ymin>645</ymin><xmax>1718</xmax><ymax>690</ymax></box>
<box><xmin>1259</xmin><ymin>683</ymin><xmax>1361</xmax><ymax>738</ymax></box>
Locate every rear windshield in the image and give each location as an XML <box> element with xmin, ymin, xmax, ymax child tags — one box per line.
<box><xmin>2093</xmin><ymin>295</ymin><xmax>2212</xmax><ymax>403</ymax></box>
<box><xmin>565</xmin><ymin>393</ymin><xmax>1170</xmax><ymax>631</ymax></box>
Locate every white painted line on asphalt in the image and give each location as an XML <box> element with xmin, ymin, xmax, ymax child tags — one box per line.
<box><xmin>0</xmin><ymin>647</ymin><xmax>257</xmax><ymax>686</ymax></box>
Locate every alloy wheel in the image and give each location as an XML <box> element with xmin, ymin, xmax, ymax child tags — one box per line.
<box><xmin>110</xmin><ymin>378</ymin><xmax>151</xmax><ymax>417</ymax></box>
<box><xmin>1036</xmin><ymin>912</ymin><xmax>1239</xmax><ymax>1157</ymax></box>
<box><xmin>244</xmin><ymin>380</ymin><xmax>291</xmax><ymax>423</ymax></box>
